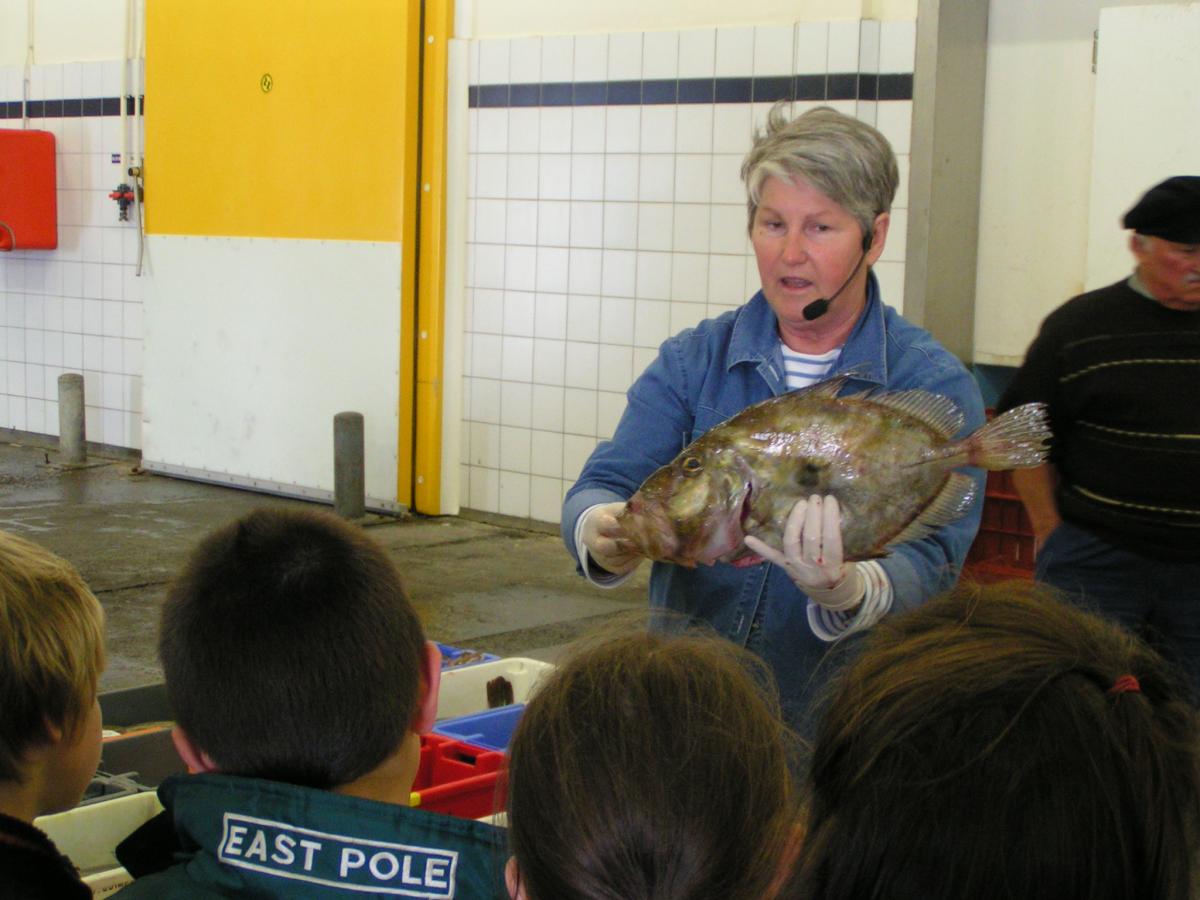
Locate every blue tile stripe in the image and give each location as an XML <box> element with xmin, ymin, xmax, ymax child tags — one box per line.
<box><xmin>468</xmin><ymin>74</ymin><xmax>912</xmax><ymax>108</ymax></box>
<box><xmin>0</xmin><ymin>96</ymin><xmax>143</xmax><ymax>119</ymax></box>
<box><xmin>0</xmin><ymin>75</ymin><xmax>913</xmax><ymax>118</ymax></box>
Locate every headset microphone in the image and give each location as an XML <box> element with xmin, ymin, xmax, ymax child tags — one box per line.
<box><xmin>800</xmin><ymin>231</ymin><xmax>874</xmax><ymax>321</ymax></box>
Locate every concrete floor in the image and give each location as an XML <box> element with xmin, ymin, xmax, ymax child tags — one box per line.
<box><xmin>0</xmin><ymin>431</ymin><xmax>649</xmax><ymax>693</ymax></box>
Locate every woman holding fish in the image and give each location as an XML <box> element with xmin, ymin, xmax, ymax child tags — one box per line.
<box><xmin>562</xmin><ymin>104</ymin><xmax>1040</xmax><ymax>734</ymax></box>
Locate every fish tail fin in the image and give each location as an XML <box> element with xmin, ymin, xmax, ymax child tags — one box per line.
<box><xmin>959</xmin><ymin>402</ymin><xmax>1052</xmax><ymax>470</ymax></box>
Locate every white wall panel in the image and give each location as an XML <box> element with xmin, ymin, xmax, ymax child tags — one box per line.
<box><xmin>1086</xmin><ymin>4</ymin><xmax>1200</xmax><ymax>291</ymax></box>
<box><xmin>141</xmin><ymin>235</ymin><xmax>402</xmax><ymax>508</ymax></box>
<box><xmin>972</xmin><ymin>0</ymin><xmax>1177</xmax><ymax>364</ymax></box>
<box><xmin>456</xmin><ymin>0</ymin><xmax>918</xmax><ymax>39</ymax></box>
<box><xmin>0</xmin><ymin>0</ymin><xmax>129</xmax><ymax>66</ymax></box>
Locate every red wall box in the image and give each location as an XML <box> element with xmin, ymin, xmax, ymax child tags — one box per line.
<box><xmin>0</xmin><ymin>129</ymin><xmax>58</xmax><ymax>251</ymax></box>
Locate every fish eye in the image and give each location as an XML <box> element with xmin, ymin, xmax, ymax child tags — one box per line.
<box><xmin>680</xmin><ymin>456</ymin><xmax>704</xmax><ymax>476</ymax></box>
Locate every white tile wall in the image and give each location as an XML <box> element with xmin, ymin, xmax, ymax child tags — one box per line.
<box><xmin>465</xmin><ymin>20</ymin><xmax>915</xmax><ymax>523</ymax></box>
<box><xmin>0</xmin><ymin>60</ymin><xmax>144</xmax><ymax>448</ymax></box>
<box><xmin>678</xmin><ymin>29</ymin><xmax>717</xmax><ymax>79</ymax></box>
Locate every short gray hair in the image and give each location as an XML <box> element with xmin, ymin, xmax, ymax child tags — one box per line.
<box><xmin>741</xmin><ymin>103</ymin><xmax>899</xmax><ymax>237</ymax></box>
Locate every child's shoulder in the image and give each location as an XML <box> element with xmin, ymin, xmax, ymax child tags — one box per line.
<box><xmin>0</xmin><ymin>813</ymin><xmax>91</xmax><ymax>900</ymax></box>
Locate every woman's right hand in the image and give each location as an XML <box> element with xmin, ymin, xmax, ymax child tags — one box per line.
<box><xmin>580</xmin><ymin>501</ymin><xmax>643</xmax><ymax>576</ymax></box>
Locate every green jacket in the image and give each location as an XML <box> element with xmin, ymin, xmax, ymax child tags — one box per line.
<box><xmin>114</xmin><ymin>773</ymin><xmax>505</xmax><ymax>898</ymax></box>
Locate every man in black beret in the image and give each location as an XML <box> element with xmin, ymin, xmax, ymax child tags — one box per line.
<box><xmin>996</xmin><ymin>175</ymin><xmax>1200</xmax><ymax>701</ymax></box>
<box><xmin>1122</xmin><ymin>176</ymin><xmax>1200</xmax><ymax>310</ymax></box>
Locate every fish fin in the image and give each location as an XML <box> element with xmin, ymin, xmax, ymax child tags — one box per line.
<box><xmin>883</xmin><ymin>472</ymin><xmax>978</xmax><ymax>549</ymax></box>
<box><xmin>961</xmin><ymin>402</ymin><xmax>1052</xmax><ymax>469</ymax></box>
<box><xmin>859</xmin><ymin>388</ymin><xmax>964</xmax><ymax>439</ymax></box>
<box><xmin>787</xmin><ymin>368</ymin><xmax>879</xmax><ymax>401</ymax></box>
<box><xmin>792</xmin><ymin>373</ymin><xmax>856</xmax><ymax>399</ymax></box>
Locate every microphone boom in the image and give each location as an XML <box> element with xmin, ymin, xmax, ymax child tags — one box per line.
<box><xmin>798</xmin><ymin>236</ymin><xmax>872</xmax><ymax>321</ymax></box>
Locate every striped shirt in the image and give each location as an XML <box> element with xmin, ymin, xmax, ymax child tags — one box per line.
<box><xmin>781</xmin><ymin>345</ymin><xmax>840</xmax><ymax>390</ymax></box>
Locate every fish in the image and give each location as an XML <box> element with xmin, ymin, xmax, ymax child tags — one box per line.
<box><xmin>615</xmin><ymin>375</ymin><xmax>1050</xmax><ymax>568</ymax></box>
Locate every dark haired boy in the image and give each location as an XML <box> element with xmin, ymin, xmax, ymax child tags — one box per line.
<box><xmin>115</xmin><ymin>508</ymin><xmax>503</xmax><ymax>898</ymax></box>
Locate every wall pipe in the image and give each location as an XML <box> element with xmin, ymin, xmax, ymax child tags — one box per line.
<box><xmin>22</xmin><ymin>0</ymin><xmax>34</xmax><ymax>129</ymax></box>
<box><xmin>121</xmin><ymin>0</ymin><xmax>130</xmax><ymax>177</ymax></box>
<box><xmin>131</xmin><ymin>0</ymin><xmax>146</xmax><ymax>275</ymax></box>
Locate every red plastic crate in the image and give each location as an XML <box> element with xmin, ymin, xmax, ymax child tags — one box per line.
<box><xmin>964</xmin><ymin>475</ymin><xmax>1035</xmax><ymax>579</ymax></box>
<box><xmin>984</xmin><ymin>469</ymin><xmax>1018</xmax><ymax>499</ymax></box>
<box><xmin>410</xmin><ymin>733</ymin><xmax>506</xmax><ymax>819</ymax></box>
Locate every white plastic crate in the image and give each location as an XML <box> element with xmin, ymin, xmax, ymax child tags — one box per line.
<box><xmin>436</xmin><ymin>657</ymin><xmax>554</xmax><ymax>721</ymax></box>
<box><xmin>36</xmin><ymin>790</ymin><xmax>162</xmax><ymax>897</ymax></box>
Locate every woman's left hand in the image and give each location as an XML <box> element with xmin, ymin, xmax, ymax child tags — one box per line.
<box><xmin>744</xmin><ymin>495</ymin><xmax>864</xmax><ymax>611</ymax></box>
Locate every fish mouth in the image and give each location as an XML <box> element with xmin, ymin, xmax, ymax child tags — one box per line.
<box><xmin>695</xmin><ymin>482</ymin><xmax>754</xmax><ymax>567</ymax></box>
<box><xmin>739</xmin><ymin>483</ymin><xmax>753</xmax><ymax>530</ymax></box>
<box><xmin>718</xmin><ymin>483</ymin><xmax>761</xmax><ymax>567</ymax></box>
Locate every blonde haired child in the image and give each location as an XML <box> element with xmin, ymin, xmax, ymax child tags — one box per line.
<box><xmin>0</xmin><ymin>531</ymin><xmax>105</xmax><ymax>899</ymax></box>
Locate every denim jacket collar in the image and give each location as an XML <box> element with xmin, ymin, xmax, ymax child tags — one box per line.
<box><xmin>726</xmin><ymin>271</ymin><xmax>888</xmax><ymax>394</ymax></box>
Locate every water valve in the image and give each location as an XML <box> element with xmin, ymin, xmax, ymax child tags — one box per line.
<box><xmin>109</xmin><ymin>184</ymin><xmax>135</xmax><ymax>221</ymax></box>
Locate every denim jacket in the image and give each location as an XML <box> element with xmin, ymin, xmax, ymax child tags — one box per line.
<box><xmin>562</xmin><ymin>276</ymin><xmax>985</xmax><ymax>730</ymax></box>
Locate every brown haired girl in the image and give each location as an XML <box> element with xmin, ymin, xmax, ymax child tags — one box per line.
<box><xmin>505</xmin><ymin>627</ymin><xmax>800</xmax><ymax>900</ymax></box>
<box><xmin>791</xmin><ymin>579</ymin><xmax>1200</xmax><ymax>900</ymax></box>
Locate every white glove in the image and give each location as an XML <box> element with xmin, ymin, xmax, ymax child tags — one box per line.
<box><xmin>744</xmin><ymin>495</ymin><xmax>864</xmax><ymax>612</ymax></box>
<box><xmin>580</xmin><ymin>501</ymin><xmax>642</xmax><ymax>577</ymax></box>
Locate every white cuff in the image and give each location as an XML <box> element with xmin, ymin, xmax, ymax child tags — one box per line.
<box><xmin>807</xmin><ymin>560</ymin><xmax>892</xmax><ymax>642</ymax></box>
<box><xmin>574</xmin><ymin>505</ymin><xmax>636</xmax><ymax>589</ymax></box>
<box><xmin>802</xmin><ymin>565</ymin><xmax>865</xmax><ymax>611</ymax></box>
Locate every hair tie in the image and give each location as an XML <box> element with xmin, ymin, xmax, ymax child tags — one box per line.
<box><xmin>1109</xmin><ymin>674</ymin><xmax>1141</xmax><ymax>695</ymax></box>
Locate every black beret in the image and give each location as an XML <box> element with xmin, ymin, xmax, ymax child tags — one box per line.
<box><xmin>1122</xmin><ymin>176</ymin><xmax>1200</xmax><ymax>243</ymax></box>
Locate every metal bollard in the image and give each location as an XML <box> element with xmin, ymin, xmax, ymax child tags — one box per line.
<box><xmin>333</xmin><ymin>412</ymin><xmax>366</xmax><ymax>519</ymax></box>
<box><xmin>58</xmin><ymin>373</ymin><xmax>87</xmax><ymax>465</ymax></box>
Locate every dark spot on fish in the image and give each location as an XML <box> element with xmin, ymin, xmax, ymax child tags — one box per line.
<box><xmin>798</xmin><ymin>461</ymin><xmax>824</xmax><ymax>490</ymax></box>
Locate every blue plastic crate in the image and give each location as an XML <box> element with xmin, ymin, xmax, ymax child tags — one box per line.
<box><xmin>436</xmin><ymin>642</ymin><xmax>499</xmax><ymax>669</ymax></box>
<box><xmin>432</xmin><ymin>704</ymin><xmax>525</xmax><ymax>753</ymax></box>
